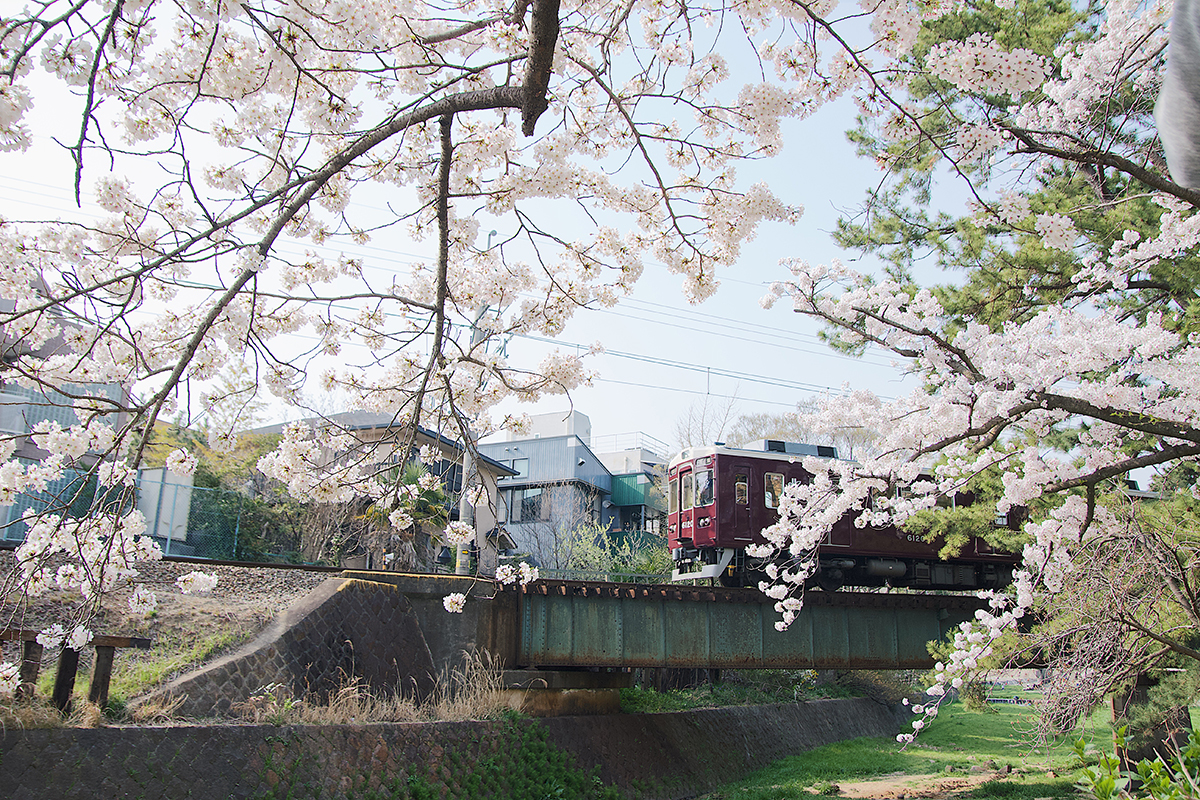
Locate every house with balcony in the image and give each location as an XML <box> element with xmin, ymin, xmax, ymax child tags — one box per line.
<box><xmin>593</xmin><ymin>431</ymin><xmax>669</xmax><ymax>536</ymax></box>
<box><xmin>478</xmin><ymin>412</ymin><xmax>668</xmax><ymax>568</ymax></box>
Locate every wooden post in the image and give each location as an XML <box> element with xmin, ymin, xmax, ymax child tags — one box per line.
<box><xmin>18</xmin><ymin>640</ymin><xmax>43</xmax><ymax>700</ymax></box>
<box><xmin>88</xmin><ymin>645</ymin><xmax>116</xmax><ymax>708</ymax></box>
<box><xmin>52</xmin><ymin>647</ymin><xmax>80</xmax><ymax>713</ymax></box>
<box><xmin>3</xmin><ymin>629</ymin><xmax>151</xmax><ymax>711</ymax></box>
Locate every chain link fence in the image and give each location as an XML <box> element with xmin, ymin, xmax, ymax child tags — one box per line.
<box><xmin>142</xmin><ymin>479</ymin><xmax>246</xmax><ymax>560</ymax></box>
<box><xmin>1</xmin><ymin>471</ymin><xmax>312</xmax><ymax>564</ymax></box>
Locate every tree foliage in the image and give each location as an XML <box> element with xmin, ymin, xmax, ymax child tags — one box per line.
<box><xmin>754</xmin><ymin>0</ymin><xmax>1200</xmax><ymax>742</ymax></box>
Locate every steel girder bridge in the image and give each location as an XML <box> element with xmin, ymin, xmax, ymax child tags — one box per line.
<box><xmin>347</xmin><ymin>573</ymin><xmax>984</xmax><ymax>672</ymax></box>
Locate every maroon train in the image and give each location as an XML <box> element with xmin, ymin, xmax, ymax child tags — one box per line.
<box><xmin>666</xmin><ymin>440</ymin><xmax>1019</xmax><ymax>590</ymax></box>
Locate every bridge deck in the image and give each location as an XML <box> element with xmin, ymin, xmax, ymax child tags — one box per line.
<box><xmin>341</xmin><ymin>572</ymin><xmax>984</xmax><ymax>671</ymax></box>
<box><xmin>512</xmin><ymin>581</ymin><xmax>983</xmax><ymax>670</ymax></box>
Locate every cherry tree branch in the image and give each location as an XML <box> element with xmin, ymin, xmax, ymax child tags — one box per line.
<box><xmin>1003</xmin><ymin>125</ymin><xmax>1200</xmax><ymax>206</ymax></box>
<box><xmin>521</xmin><ymin>0</ymin><xmax>560</xmax><ymax>136</ymax></box>
<box><xmin>69</xmin><ymin>0</ymin><xmax>123</xmax><ymax>205</ymax></box>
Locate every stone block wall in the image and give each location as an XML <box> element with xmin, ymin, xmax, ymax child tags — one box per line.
<box><xmin>1</xmin><ymin>698</ymin><xmax>906</xmax><ymax>800</ymax></box>
<box><xmin>136</xmin><ymin>577</ymin><xmax>440</xmax><ymax>718</ymax></box>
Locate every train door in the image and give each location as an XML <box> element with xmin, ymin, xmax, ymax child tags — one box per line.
<box><xmin>762</xmin><ymin>467</ymin><xmax>784</xmax><ymax>533</ymax></box>
<box><xmin>667</xmin><ymin>467</ymin><xmax>680</xmax><ymax>548</ymax></box>
<box><xmin>691</xmin><ymin>458</ymin><xmax>716</xmax><ymax>546</ymax></box>
<box><xmin>678</xmin><ymin>464</ymin><xmax>695</xmax><ymax>545</ymax></box>
<box><xmin>719</xmin><ymin>458</ymin><xmax>752</xmax><ymax>546</ymax></box>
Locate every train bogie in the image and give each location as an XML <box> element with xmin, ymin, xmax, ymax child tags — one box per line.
<box><xmin>667</xmin><ymin>441</ymin><xmax>1018</xmax><ymax>591</ymax></box>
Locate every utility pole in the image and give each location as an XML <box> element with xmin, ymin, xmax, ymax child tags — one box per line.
<box><xmin>455</xmin><ymin>230</ymin><xmax>497</xmax><ymax>575</ymax></box>
<box><xmin>455</xmin><ymin>442</ymin><xmax>476</xmax><ymax>575</ymax></box>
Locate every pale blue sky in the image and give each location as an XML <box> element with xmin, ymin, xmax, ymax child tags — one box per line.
<box><xmin>487</xmin><ymin>97</ymin><xmax>920</xmax><ymax>447</ymax></box>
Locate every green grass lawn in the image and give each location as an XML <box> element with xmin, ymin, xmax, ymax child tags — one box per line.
<box><xmin>697</xmin><ymin>699</ymin><xmax>1116</xmax><ymax>800</ymax></box>
<box><xmin>620</xmin><ymin>670</ymin><xmax>857</xmax><ymax>713</ymax></box>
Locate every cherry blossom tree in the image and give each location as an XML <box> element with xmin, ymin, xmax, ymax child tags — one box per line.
<box><xmin>0</xmin><ymin>0</ymin><xmax>1195</xmax><ymax>719</ymax></box>
<box><xmin>754</xmin><ymin>0</ymin><xmax>1200</xmax><ymax>739</ymax></box>
<box><xmin>1</xmin><ymin>0</ymin><xmax>811</xmax><ymax>675</ymax></box>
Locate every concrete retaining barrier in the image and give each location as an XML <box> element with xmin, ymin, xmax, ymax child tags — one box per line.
<box><xmin>1</xmin><ymin>697</ymin><xmax>906</xmax><ymax>799</ymax></box>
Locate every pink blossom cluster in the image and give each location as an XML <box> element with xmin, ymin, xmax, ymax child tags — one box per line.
<box><xmin>443</xmin><ymin>521</ymin><xmax>475</xmax><ymax>547</ymax></box>
<box><xmin>901</xmin><ymin>591</ymin><xmax>1026</xmax><ymax>741</ymax></box>
<box><xmin>256</xmin><ymin>423</ymin><xmax>358</xmax><ymax>504</ymax></box>
<box><xmin>1019</xmin><ymin>0</ymin><xmax>1171</xmax><ymax>134</ymax></box>
<box><xmin>0</xmin><ymin>662</ymin><xmax>18</xmax><ymax>697</ymax></box>
<box><xmin>994</xmin><ymin>192</ymin><xmax>1031</xmax><ymax>226</ymax></box>
<box><xmin>926</xmin><ymin>34</ymin><xmax>1048</xmax><ymax>99</ymax></box>
<box><xmin>15</xmin><ymin>509</ymin><xmax>162</xmax><ymax>600</ymax></box>
<box><xmin>1034</xmin><ymin>213</ymin><xmax>1077</xmax><ymax>251</ymax></box>
<box><xmin>165</xmin><ymin>448</ymin><xmax>198</xmax><ymax>477</ymax></box>
<box><xmin>175</xmin><ymin>571</ymin><xmax>219</xmax><ymax>595</ymax></box>
<box><xmin>953</xmin><ymin>123</ymin><xmax>1005</xmax><ymax>163</ymax></box>
<box><xmin>495</xmin><ymin>561</ymin><xmax>540</xmax><ymax>587</ymax></box>
<box><xmin>35</xmin><ymin>623</ymin><xmax>94</xmax><ymax>652</ymax></box>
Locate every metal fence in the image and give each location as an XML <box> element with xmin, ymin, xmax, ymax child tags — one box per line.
<box><xmin>1</xmin><ymin>472</ymin><xmax>289</xmax><ymax>563</ymax></box>
<box><xmin>141</xmin><ymin>479</ymin><xmax>246</xmax><ymax>560</ymax></box>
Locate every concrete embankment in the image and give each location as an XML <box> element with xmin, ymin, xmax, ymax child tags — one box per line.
<box><xmin>1</xmin><ymin>697</ymin><xmax>906</xmax><ymax>799</ymax></box>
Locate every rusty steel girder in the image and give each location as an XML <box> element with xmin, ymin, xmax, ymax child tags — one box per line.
<box><xmin>512</xmin><ymin>581</ymin><xmax>985</xmax><ymax>670</ymax></box>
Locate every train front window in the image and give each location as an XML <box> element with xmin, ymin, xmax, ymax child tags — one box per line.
<box><xmin>682</xmin><ymin>473</ymin><xmax>694</xmax><ymax>511</ymax></box>
<box><xmin>765</xmin><ymin>472</ymin><xmax>783</xmax><ymax>509</ymax></box>
<box><xmin>695</xmin><ymin>469</ymin><xmax>714</xmax><ymax>506</ymax></box>
<box><xmin>668</xmin><ymin>475</ymin><xmax>678</xmax><ymax>515</ymax></box>
<box><xmin>735</xmin><ymin>474</ymin><xmax>748</xmax><ymax>504</ymax></box>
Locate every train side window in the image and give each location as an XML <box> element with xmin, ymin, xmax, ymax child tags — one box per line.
<box><xmin>765</xmin><ymin>472</ymin><xmax>783</xmax><ymax>509</ymax></box>
<box><xmin>735</xmin><ymin>474</ymin><xmax>748</xmax><ymax>504</ymax></box>
<box><xmin>668</xmin><ymin>476</ymin><xmax>678</xmax><ymax>515</ymax></box>
<box><xmin>682</xmin><ymin>473</ymin><xmax>694</xmax><ymax>511</ymax></box>
<box><xmin>695</xmin><ymin>470</ymin><xmax>714</xmax><ymax>506</ymax></box>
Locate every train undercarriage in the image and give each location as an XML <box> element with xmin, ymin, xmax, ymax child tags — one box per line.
<box><xmin>672</xmin><ymin>546</ymin><xmax>1015</xmax><ymax>592</ymax></box>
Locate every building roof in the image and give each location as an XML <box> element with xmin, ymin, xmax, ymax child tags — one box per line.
<box><xmin>250</xmin><ymin>411</ymin><xmax>517</xmax><ymax>476</ymax></box>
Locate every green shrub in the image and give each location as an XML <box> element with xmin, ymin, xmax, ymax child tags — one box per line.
<box><xmin>1076</xmin><ymin>727</ymin><xmax>1200</xmax><ymax>800</ymax></box>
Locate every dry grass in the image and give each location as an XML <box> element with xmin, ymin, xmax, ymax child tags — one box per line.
<box><xmin>232</xmin><ymin>678</ymin><xmax>424</xmax><ymax>725</ymax></box>
<box><xmin>429</xmin><ymin>651</ymin><xmax>508</xmax><ymax>722</ymax></box>
<box><xmin>128</xmin><ymin>692</ymin><xmax>188</xmax><ymax>724</ymax></box>
<box><xmin>0</xmin><ymin>697</ymin><xmax>103</xmax><ymax>730</ymax></box>
<box><xmin>231</xmin><ymin>651</ymin><xmax>510</xmax><ymax>726</ymax></box>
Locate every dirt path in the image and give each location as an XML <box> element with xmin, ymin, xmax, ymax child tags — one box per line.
<box><xmin>697</xmin><ymin>765</ymin><xmax>1039</xmax><ymax>800</ymax></box>
<box><xmin>830</xmin><ymin>770</ymin><xmax>1007</xmax><ymax>799</ymax></box>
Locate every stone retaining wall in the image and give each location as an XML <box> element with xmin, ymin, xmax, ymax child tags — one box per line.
<box><xmin>134</xmin><ymin>573</ymin><xmax>514</xmax><ymax>719</ymax></box>
<box><xmin>2</xmin><ymin>697</ymin><xmax>907</xmax><ymax>799</ymax></box>
<box><xmin>135</xmin><ymin>577</ymin><xmax>442</xmax><ymax>717</ymax></box>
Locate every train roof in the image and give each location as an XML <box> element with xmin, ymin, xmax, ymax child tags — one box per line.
<box><xmin>669</xmin><ymin>440</ymin><xmax>841</xmax><ymax>470</ymax></box>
